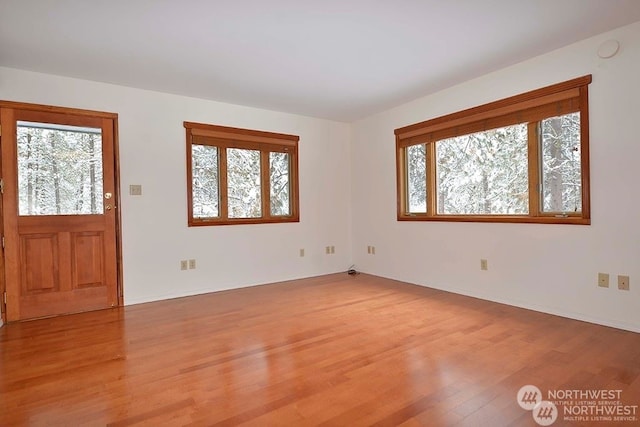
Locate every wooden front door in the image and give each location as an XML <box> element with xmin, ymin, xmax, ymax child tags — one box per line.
<box><xmin>0</xmin><ymin>103</ymin><xmax>120</xmax><ymax>321</ymax></box>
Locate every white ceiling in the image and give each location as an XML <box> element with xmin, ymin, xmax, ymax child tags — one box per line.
<box><xmin>1</xmin><ymin>1</ymin><xmax>640</xmax><ymax>122</ymax></box>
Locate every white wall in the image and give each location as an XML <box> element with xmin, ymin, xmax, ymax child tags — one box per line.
<box><xmin>0</xmin><ymin>67</ymin><xmax>352</xmax><ymax>305</ymax></box>
<box><xmin>351</xmin><ymin>22</ymin><xmax>640</xmax><ymax>332</ymax></box>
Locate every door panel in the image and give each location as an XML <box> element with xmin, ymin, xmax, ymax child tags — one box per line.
<box><xmin>1</xmin><ymin>104</ymin><xmax>119</xmax><ymax>321</ymax></box>
<box><xmin>72</xmin><ymin>231</ymin><xmax>105</xmax><ymax>288</ymax></box>
<box><xmin>20</xmin><ymin>233</ymin><xmax>59</xmax><ymax>293</ymax></box>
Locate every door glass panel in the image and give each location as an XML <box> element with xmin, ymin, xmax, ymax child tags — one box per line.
<box><xmin>17</xmin><ymin>121</ymin><xmax>103</xmax><ymax>215</ymax></box>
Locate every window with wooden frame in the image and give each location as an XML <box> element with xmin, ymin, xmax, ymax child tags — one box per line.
<box><xmin>395</xmin><ymin>75</ymin><xmax>592</xmax><ymax>225</ymax></box>
<box><xmin>185</xmin><ymin>122</ymin><xmax>299</xmax><ymax>226</ymax></box>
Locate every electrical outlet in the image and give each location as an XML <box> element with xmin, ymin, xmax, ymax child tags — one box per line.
<box><xmin>618</xmin><ymin>275</ymin><xmax>630</xmax><ymax>291</ymax></box>
<box><xmin>331</xmin><ymin>246</ymin><xmax>335</xmax><ymax>254</ymax></box>
<box><xmin>325</xmin><ymin>246</ymin><xmax>331</xmax><ymax>254</ymax></box>
<box><xmin>299</xmin><ymin>248</ymin><xmax>305</xmax><ymax>257</ymax></box>
<box><xmin>188</xmin><ymin>259</ymin><xmax>196</xmax><ymax>270</ymax></box>
<box><xmin>480</xmin><ymin>259</ymin><xmax>488</xmax><ymax>271</ymax></box>
<box><xmin>180</xmin><ymin>260</ymin><xmax>188</xmax><ymax>271</ymax></box>
<box><xmin>367</xmin><ymin>246</ymin><xmax>371</xmax><ymax>254</ymax></box>
<box><xmin>371</xmin><ymin>246</ymin><xmax>376</xmax><ymax>255</ymax></box>
<box><xmin>598</xmin><ymin>272</ymin><xmax>609</xmax><ymax>288</ymax></box>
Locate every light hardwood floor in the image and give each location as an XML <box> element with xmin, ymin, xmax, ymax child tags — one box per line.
<box><xmin>1</xmin><ymin>273</ymin><xmax>639</xmax><ymax>426</ymax></box>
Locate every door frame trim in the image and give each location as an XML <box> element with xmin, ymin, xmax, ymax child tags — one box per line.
<box><xmin>0</xmin><ymin>100</ymin><xmax>123</xmax><ymax>323</ymax></box>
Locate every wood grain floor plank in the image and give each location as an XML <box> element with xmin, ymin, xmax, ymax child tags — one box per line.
<box><xmin>1</xmin><ymin>273</ymin><xmax>639</xmax><ymax>426</ymax></box>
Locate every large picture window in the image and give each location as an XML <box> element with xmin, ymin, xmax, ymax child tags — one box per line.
<box><xmin>185</xmin><ymin>122</ymin><xmax>299</xmax><ymax>226</ymax></box>
<box><xmin>395</xmin><ymin>75</ymin><xmax>591</xmax><ymax>224</ymax></box>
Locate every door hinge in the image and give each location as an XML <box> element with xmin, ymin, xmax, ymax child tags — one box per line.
<box><xmin>0</xmin><ymin>178</ymin><xmax>4</xmax><ymax>194</ymax></box>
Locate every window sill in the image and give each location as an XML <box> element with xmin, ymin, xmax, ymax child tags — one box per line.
<box><xmin>189</xmin><ymin>216</ymin><xmax>300</xmax><ymax>227</ymax></box>
<box><xmin>397</xmin><ymin>214</ymin><xmax>590</xmax><ymax>225</ymax></box>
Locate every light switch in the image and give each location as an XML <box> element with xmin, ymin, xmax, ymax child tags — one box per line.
<box><xmin>129</xmin><ymin>184</ymin><xmax>142</xmax><ymax>196</ymax></box>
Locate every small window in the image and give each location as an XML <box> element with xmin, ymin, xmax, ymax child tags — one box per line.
<box><xmin>540</xmin><ymin>113</ymin><xmax>582</xmax><ymax>213</ymax></box>
<box><xmin>269</xmin><ymin>152</ymin><xmax>291</xmax><ymax>216</ymax></box>
<box><xmin>191</xmin><ymin>144</ymin><xmax>219</xmax><ymax>219</ymax></box>
<box><xmin>395</xmin><ymin>75</ymin><xmax>592</xmax><ymax>224</ymax></box>
<box><xmin>406</xmin><ymin>144</ymin><xmax>427</xmax><ymax>214</ymax></box>
<box><xmin>185</xmin><ymin>122</ymin><xmax>299</xmax><ymax>226</ymax></box>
